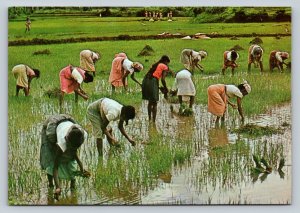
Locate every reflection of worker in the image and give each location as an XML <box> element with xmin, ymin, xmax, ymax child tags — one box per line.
<box><xmin>208</xmin><ymin>127</ymin><xmax>229</xmax><ymax>148</ymax></box>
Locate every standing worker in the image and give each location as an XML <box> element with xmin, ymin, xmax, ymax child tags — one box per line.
<box><xmin>142</xmin><ymin>55</ymin><xmax>172</xmax><ymax>123</ymax></box>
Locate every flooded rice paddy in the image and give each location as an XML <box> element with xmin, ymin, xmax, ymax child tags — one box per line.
<box><xmin>8</xmin><ymin>96</ymin><xmax>291</xmax><ymax>205</ymax></box>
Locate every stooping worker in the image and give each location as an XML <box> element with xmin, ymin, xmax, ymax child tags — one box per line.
<box><xmin>108</xmin><ymin>52</ymin><xmax>143</xmax><ymax>93</ymax></box>
<box><xmin>87</xmin><ymin>97</ymin><xmax>136</xmax><ymax>156</ymax></box>
<box><xmin>207</xmin><ymin>80</ymin><xmax>251</xmax><ymax>125</ymax></box>
<box><xmin>222</xmin><ymin>50</ymin><xmax>239</xmax><ymax>76</ymax></box>
<box><xmin>40</xmin><ymin>114</ymin><xmax>90</xmax><ymax>200</ymax></box>
<box><xmin>180</xmin><ymin>49</ymin><xmax>207</xmax><ymax>72</ymax></box>
<box><xmin>174</xmin><ymin>69</ymin><xmax>196</xmax><ymax>109</ymax></box>
<box><xmin>11</xmin><ymin>64</ymin><xmax>40</xmax><ymax>96</ymax></box>
<box><xmin>59</xmin><ymin>65</ymin><xmax>93</xmax><ymax>107</ymax></box>
<box><xmin>269</xmin><ymin>50</ymin><xmax>289</xmax><ymax>72</ymax></box>
<box><xmin>80</xmin><ymin>49</ymin><xmax>100</xmax><ymax>77</ymax></box>
<box><xmin>248</xmin><ymin>44</ymin><xmax>264</xmax><ymax>72</ymax></box>
<box><xmin>142</xmin><ymin>55</ymin><xmax>171</xmax><ymax>123</ymax></box>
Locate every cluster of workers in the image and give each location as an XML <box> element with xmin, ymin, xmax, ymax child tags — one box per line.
<box><xmin>11</xmin><ymin>45</ymin><xmax>290</xmax><ymax>200</ymax></box>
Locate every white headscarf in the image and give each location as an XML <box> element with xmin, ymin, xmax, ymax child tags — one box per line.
<box><xmin>133</xmin><ymin>62</ymin><xmax>144</xmax><ymax>71</ymax></box>
<box><xmin>199</xmin><ymin>50</ymin><xmax>207</xmax><ymax>58</ymax></box>
<box><xmin>242</xmin><ymin>80</ymin><xmax>251</xmax><ymax>94</ymax></box>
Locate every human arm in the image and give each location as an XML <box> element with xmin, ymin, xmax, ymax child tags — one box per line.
<box><xmin>53</xmin><ymin>146</ymin><xmax>63</xmax><ymax>199</ymax></box>
<box><xmin>227</xmin><ymin>99</ymin><xmax>237</xmax><ymax>109</ymax></box>
<box><xmin>237</xmin><ymin>97</ymin><xmax>244</xmax><ymax>121</ymax></box>
<box><xmin>130</xmin><ymin>72</ymin><xmax>142</xmax><ymax>87</ymax></box>
<box><xmin>122</xmin><ymin>70</ymin><xmax>130</xmax><ymax>91</ymax></box>
<box><xmin>74</xmin><ymin>86</ymin><xmax>88</xmax><ymax>100</ymax></box>
<box><xmin>75</xmin><ymin>152</ymin><xmax>91</xmax><ymax>177</ymax></box>
<box><xmin>118</xmin><ymin>119</ymin><xmax>135</xmax><ymax>146</ymax></box>
<box><xmin>161</xmin><ymin>70</ymin><xmax>169</xmax><ymax>91</ymax></box>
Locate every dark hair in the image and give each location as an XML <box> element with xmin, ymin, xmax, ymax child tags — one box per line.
<box><xmin>121</xmin><ymin>105</ymin><xmax>136</xmax><ymax>125</ymax></box>
<box><xmin>237</xmin><ymin>84</ymin><xmax>248</xmax><ymax>96</ymax></box>
<box><xmin>146</xmin><ymin>55</ymin><xmax>170</xmax><ymax>77</ymax></box>
<box><xmin>231</xmin><ymin>50</ymin><xmax>238</xmax><ymax>61</ymax></box>
<box><xmin>84</xmin><ymin>72</ymin><xmax>94</xmax><ymax>83</ymax></box>
<box><xmin>66</xmin><ymin>126</ymin><xmax>84</xmax><ymax>149</ymax></box>
<box><xmin>33</xmin><ymin>69</ymin><xmax>40</xmax><ymax>78</ymax></box>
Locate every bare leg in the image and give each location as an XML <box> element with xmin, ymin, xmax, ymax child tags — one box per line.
<box><xmin>111</xmin><ymin>85</ymin><xmax>116</xmax><ymax>94</ymax></box>
<box><xmin>147</xmin><ymin>102</ymin><xmax>152</xmax><ymax>121</ymax></box>
<box><xmin>231</xmin><ymin>68</ymin><xmax>235</xmax><ymax>76</ymax></box>
<box><xmin>178</xmin><ymin>95</ymin><xmax>183</xmax><ymax>105</ymax></box>
<box><xmin>248</xmin><ymin>63</ymin><xmax>251</xmax><ymax>72</ymax></box>
<box><xmin>74</xmin><ymin>93</ymin><xmax>79</xmax><ymax>103</ymax></box>
<box><xmin>47</xmin><ymin>174</ymin><xmax>54</xmax><ymax>188</ymax></box>
<box><xmin>16</xmin><ymin>85</ymin><xmax>22</xmax><ymax>96</ymax></box>
<box><xmin>189</xmin><ymin>96</ymin><xmax>194</xmax><ymax>108</ymax></box>
<box><xmin>152</xmin><ymin>102</ymin><xmax>157</xmax><ymax>123</ymax></box>
<box><xmin>70</xmin><ymin>179</ymin><xmax>76</xmax><ymax>190</ymax></box>
<box><xmin>96</xmin><ymin>138</ymin><xmax>103</xmax><ymax>156</ymax></box>
<box><xmin>222</xmin><ymin>68</ymin><xmax>226</xmax><ymax>75</ymax></box>
<box><xmin>259</xmin><ymin>61</ymin><xmax>263</xmax><ymax>72</ymax></box>
<box><xmin>215</xmin><ymin>116</ymin><xmax>220</xmax><ymax>127</ymax></box>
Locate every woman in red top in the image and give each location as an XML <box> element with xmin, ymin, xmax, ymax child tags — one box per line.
<box><xmin>142</xmin><ymin>55</ymin><xmax>170</xmax><ymax>122</ymax></box>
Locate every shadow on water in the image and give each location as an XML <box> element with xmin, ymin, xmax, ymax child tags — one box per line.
<box><xmin>8</xmin><ymin>94</ymin><xmax>291</xmax><ymax>205</ymax></box>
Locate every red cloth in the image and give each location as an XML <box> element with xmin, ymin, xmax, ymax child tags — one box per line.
<box><xmin>152</xmin><ymin>63</ymin><xmax>169</xmax><ymax>79</ymax></box>
<box><xmin>59</xmin><ymin>65</ymin><xmax>85</xmax><ymax>94</ymax></box>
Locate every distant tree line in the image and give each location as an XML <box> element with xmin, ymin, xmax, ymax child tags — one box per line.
<box><xmin>8</xmin><ymin>7</ymin><xmax>291</xmax><ymax>22</ymax></box>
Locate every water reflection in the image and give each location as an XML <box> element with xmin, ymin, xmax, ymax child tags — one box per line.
<box><xmin>208</xmin><ymin>126</ymin><xmax>229</xmax><ymax>149</ymax></box>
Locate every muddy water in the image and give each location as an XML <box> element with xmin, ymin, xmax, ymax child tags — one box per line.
<box><xmin>140</xmin><ymin>101</ymin><xmax>291</xmax><ymax>204</ymax></box>
<box><xmin>9</xmin><ymin>97</ymin><xmax>291</xmax><ymax>205</ymax></box>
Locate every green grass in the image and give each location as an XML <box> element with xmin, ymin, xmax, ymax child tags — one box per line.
<box><xmin>8</xmin><ymin>16</ymin><xmax>291</xmax><ymax>41</ymax></box>
<box><xmin>8</xmin><ymin>16</ymin><xmax>291</xmax><ymax>205</ymax></box>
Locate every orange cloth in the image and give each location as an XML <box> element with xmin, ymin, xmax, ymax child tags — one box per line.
<box><xmin>152</xmin><ymin>63</ymin><xmax>169</xmax><ymax>79</ymax></box>
<box><xmin>207</xmin><ymin>84</ymin><xmax>227</xmax><ymax>117</ymax></box>
<box><xmin>109</xmin><ymin>56</ymin><xmax>127</xmax><ymax>87</ymax></box>
<box><xmin>59</xmin><ymin>65</ymin><xmax>85</xmax><ymax>94</ymax></box>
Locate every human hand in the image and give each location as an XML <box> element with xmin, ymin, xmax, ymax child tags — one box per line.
<box><xmin>82</xmin><ymin>169</ymin><xmax>91</xmax><ymax>178</ymax></box>
<box><xmin>241</xmin><ymin>116</ymin><xmax>245</xmax><ymax>124</ymax></box>
<box><xmin>54</xmin><ymin>187</ymin><xmax>61</xmax><ymax>200</ymax></box>
<box><xmin>83</xmin><ymin>94</ymin><xmax>89</xmax><ymax>100</ymax></box>
<box><xmin>231</xmin><ymin>104</ymin><xmax>238</xmax><ymax>109</ymax></box>
<box><xmin>129</xmin><ymin>139</ymin><xmax>136</xmax><ymax>146</ymax></box>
